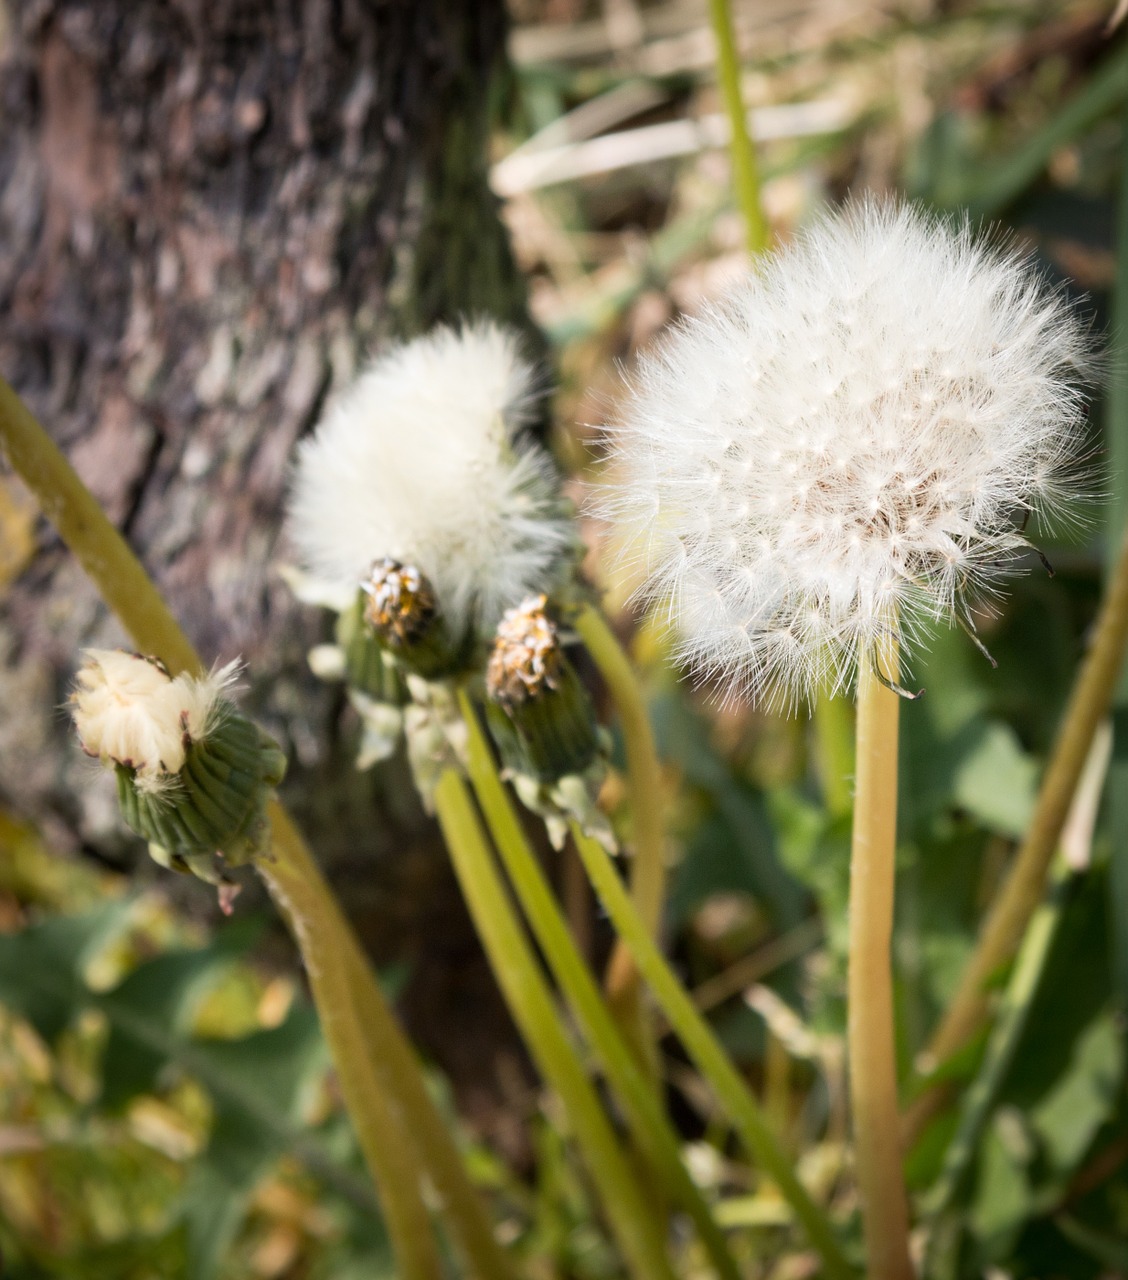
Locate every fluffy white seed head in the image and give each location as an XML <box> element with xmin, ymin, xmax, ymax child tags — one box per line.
<box><xmin>602</xmin><ymin>199</ymin><xmax>1093</xmax><ymax>707</ymax></box>
<box><xmin>287</xmin><ymin>321</ymin><xmax>570</xmax><ymax>637</ymax></box>
<box><xmin>71</xmin><ymin>650</ymin><xmax>237</xmax><ymax>790</ymax></box>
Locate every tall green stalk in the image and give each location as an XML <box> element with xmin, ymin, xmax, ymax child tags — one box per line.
<box><xmin>568</xmin><ymin>822</ymin><xmax>855</xmax><ymax>1280</ymax></box>
<box><xmin>573</xmin><ymin>606</ymin><xmax>666</xmax><ymax>1047</ymax></box>
<box><xmin>457</xmin><ymin>689</ymin><xmax>742</xmax><ymax>1280</ymax></box>
<box><xmin>848</xmin><ymin>646</ymin><xmax>914</xmax><ymax>1280</ymax></box>
<box><xmin>0</xmin><ymin>377</ymin><xmax>512</xmax><ymax>1280</ymax></box>
<box><xmin>707</xmin><ymin>0</ymin><xmax>769</xmax><ymax>254</ymax></box>
<box><xmin>432</xmin><ymin>768</ymin><xmax>680</xmax><ymax>1280</ymax></box>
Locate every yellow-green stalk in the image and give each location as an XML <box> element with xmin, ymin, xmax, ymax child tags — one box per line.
<box><xmin>573</xmin><ymin>605</ymin><xmax>666</xmax><ymax>1058</ymax></box>
<box><xmin>458</xmin><ymin>688</ymin><xmax>743</xmax><ymax>1280</ymax></box>
<box><xmin>568</xmin><ymin>821</ymin><xmax>855</xmax><ymax>1279</ymax></box>
<box><xmin>848</xmin><ymin>646</ymin><xmax>914</xmax><ymax>1280</ymax></box>
<box><xmin>432</xmin><ymin>768</ymin><xmax>679</xmax><ymax>1280</ymax></box>
<box><xmin>707</xmin><ymin>0</ymin><xmax>769</xmax><ymax>255</ymax></box>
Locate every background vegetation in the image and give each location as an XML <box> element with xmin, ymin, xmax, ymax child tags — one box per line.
<box><xmin>2</xmin><ymin>1</ymin><xmax>1126</xmax><ymax>1277</ymax></box>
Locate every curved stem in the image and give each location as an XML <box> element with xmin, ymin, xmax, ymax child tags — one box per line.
<box><xmin>568</xmin><ymin>822</ymin><xmax>855</xmax><ymax>1280</ymax></box>
<box><xmin>849</xmin><ymin>646</ymin><xmax>914</xmax><ymax>1280</ymax></box>
<box><xmin>433</xmin><ymin>768</ymin><xmax>679</xmax><ymax>1280</ymax></box>
<box><xmin>573</xmin><ymin>606</ymin><xmax>666</xmax><ymax>1040</ymax></box>
<box><xmin>268</xmin><ymin>805</ymin><xmax>517</xmax><ymax>1280</ymax></box>
<box><xmin>258</xmin><ymin>840</ymin><xmax>442</xmax><ymax>1280</ymax></box>
<box><xmin>707</xmin><ymin>0</ymin><xmax>769</xmax><ymax>255</ymax></box>
<box><xmin>0</xmin><ymin>376</ymin><xmax>511</xmax><ymax>1280</ymax></box>
<box><xmin>904</xmin><ymin>520</ymin><xmax>1128</xmax><ymax>1148</ymax></box>
<box><xmin>457</xmin><ymin>690</ymin><xmax>742</xmax><ymax>1280</ymax></box>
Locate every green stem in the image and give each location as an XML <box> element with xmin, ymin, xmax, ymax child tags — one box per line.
<box><xmin>268</xmin><ymin>804</ymin><xmax>517</xmax><ymax>1280</ymax></box>
<box><xmin>923</xmin><ymin>861</ymin><xmax>1071</xmax><ymax>1248</ymax></box>
<box><xmin>904</xmin><ymin>519</ymin><xmax>1128</xmax><ymax>1149</ymax></box>
<box><xmin>814</xmin><ymin>691</ymin><xmax>855</xmax><ymax>820</ymax></box>
<box><xmin>568</xmin><ymin>822</ymin><xmax>855</xmax><ymax>1280</ymax></box>
<box><xmin>433</xmin><ymin>768</ymin><xmax>679</xmax><ymax>1280</ymax></box>
<box><xmin>257</xmin><ymin>840</ymin><xmax>443</xmax><ymax>1280</ymax></box>
<box><xmin>707</xmin><ymin>0</ymin><xmax>769</xmax><ymax>255</ymax></box>
<box><xmin>848</xmin><ymin>647</ymin><xmax>914</xmax><ymax>1280</ymax></box>
<box><xmin>0</xmin><ymin>376</ymin><xmax>510</xmax><ymax>1280</ymax></box>
<box><xmin>573</xmin><ymin>606</ymin><xmax>665</xmax><ymax>1047</ymax></box>
<box><xmin>457</xmin><ymin>690</ymin><xmax>742</xmax><ymax>1280</ymax></box>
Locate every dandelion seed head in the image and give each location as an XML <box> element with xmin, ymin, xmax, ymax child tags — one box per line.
<box><xmin>71</xmin><ymin>650</ymin><xmax>239</xmax><ymax>780</ymax></box>
<box><xmin>288</xmin><ymin>321</ymin><xmax>570</xmax><ymax>636</ymax></box>
<box><xmin>601</xmin><ymin>200</ymin><xmax>1094</xmax><ymax>706</ymax></box>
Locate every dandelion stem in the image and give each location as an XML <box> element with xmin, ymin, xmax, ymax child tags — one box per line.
<box><xmin>849</xmin><ymin>642</ymin><xmax>914</xmax><ymax>1280</ymax></box>
<box><xmin>265</xmin><ymin>804</ymin><xmax>516</xmax><ymax>1280</ymax></box>
<box><xmin>0</xmin><ymin>376</ymin><xmax>511</xmax><ymax>1280</ymax></box>
<box><xmin>904</xmin><ymin>519</ymin><xmax>1128</xmax><ymax>1148</ymax></box>
<box><xmin>568</xmin><ymin>821</ymin><xmax>855</xmax><ymax>1280</ymax></box>
<box><xmin>814</xmin><ymin>690</ymin><xmax>855</xmax><ymax>819</ymax></box>
<box><xmin>707</xmin><ymin>0</ymin><xmax>769</xmax><ymax>255</ymax></box>
<box><xmin>574</xmin><ymin>604</ymin><xmax>666</xmax><ymax>1064</ymax></box>
<box><xmin>256</xmin><ymin>828</ymin><xmax>444</xmax><ymax>1280</ymax></box>
<box><xmin>432</xmin><ymin>767</ymin><xmax>680</xmax><ymax>1280</ymax></box>
<box><xmin>456</xmin><ymin>689</ymin><xmax>743</xmax><ymax>1280</ymax></box>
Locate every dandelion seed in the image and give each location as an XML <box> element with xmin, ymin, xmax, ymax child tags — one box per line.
<box><xmin>601</xmin><ymin>199</ymin><xmax>1094</xmax><ymax>706</ymax></box>
<box><xmin>287</xmin><ymin>321</ymin><xmax>572</xmax><ymax>643</ymax></box>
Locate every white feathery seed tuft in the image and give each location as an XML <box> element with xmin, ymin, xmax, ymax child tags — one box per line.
<box><xmin>287</xmin><ymin>320</ymin><xmax>570</xmax><ymax>637</ymax></box>
<box><xmin>601</xmin><ymin>199</ymin><xmax>1094</xmax><ymax>706</ymax></box>
<box><xmin>71</xmin><ymin>650</ymin><xmax>239</xmax><ymax>789</ymax></box>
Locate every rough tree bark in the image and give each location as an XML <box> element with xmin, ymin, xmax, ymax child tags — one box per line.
<box><xmin>0</xmin><ymin>0</ymin><xmax>535</xmax><ymax>1148</ymax></box>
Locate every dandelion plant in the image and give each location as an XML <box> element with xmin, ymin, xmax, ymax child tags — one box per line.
<box><xmin>602</xmin><ymin>198</ymin><xmax>1093</xmax><ymax>1280</ymax></box>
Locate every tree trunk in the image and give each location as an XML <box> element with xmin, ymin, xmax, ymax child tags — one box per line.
<box><xmin>0</xmin><ymin>0</ymin><xmax>535</xmax><ymax>1153</ymax></box>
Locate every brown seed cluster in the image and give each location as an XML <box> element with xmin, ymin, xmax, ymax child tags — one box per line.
<box><xmin>363</xmin><ymin>558</ymin><xmax>437</xmax><ymax>647</ymax></box>
<box><xmin>487</xmin><ymin>595</ymin><xmax>562</xmax><ymax>708</ymax></box>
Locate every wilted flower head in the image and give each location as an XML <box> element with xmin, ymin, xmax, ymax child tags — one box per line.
<box><xmin>603</xmin><ymin>200</ymin><xmax>1093</xmax><ymax>706</ymax></box>
<box><xmin>71</xmin><ymin>649</ymin><xmax>236</xmax><ymax>792</ymax></box>
<box><xmin>70</xmin><ymin>649</ymin><xmax>286</xmax><ymax>895</ymax></box>
<box><xmin>288</xmin><ymin>321</ymin><xmax>570</xmax><ymax>638</ymax></box>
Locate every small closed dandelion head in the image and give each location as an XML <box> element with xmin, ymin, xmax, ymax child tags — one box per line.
<box><xmin>70</xmin><ymin>649</ymin><xmax>236</xmax><ymax>792</ymax></box>
<box><xmin>487</xmin><ymin>595</ymin><xmax>563</xmax><ymax>708</ymax></box>
<box><xmin>602</xmin><ymin>199</ymin><xmax>1094</xmax><ymax>707</ymax></box>
<box><xmin>287</xmin><ymin>320</ymin><xmax>571</xmax><ymax>641</ymax></box>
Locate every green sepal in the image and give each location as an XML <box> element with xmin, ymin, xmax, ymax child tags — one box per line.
<box><xmin>114</xmin><ymin>708</ymin><xmax>287</xmax><ymax>881</ymax></box>
<box><xmin>379</xmin><ymin>608</ymin><xmax>474</xmax><ymax>682</ymax></box>
<box><xmin>486</xmin><ymin>657</ymin><xmax>600</xmax><ymax>784</ymax></box>
<box><xmin>337</xmin><ymin>591</ymin><xmax>408</xmax><ymax>703</ymax></box>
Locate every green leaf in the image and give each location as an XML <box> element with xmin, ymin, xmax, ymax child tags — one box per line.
<box><xmin>179</xmin><ymin>1006</ymin><xmax>327</xmax><ymax>1280</ymax></box>
<box><xmin>969</xmin><ymin>1113</ymin><xmax>1033</xmax><ymax>1257</ymax></box>
<box><xmin>98</xmin><ymin>918</ymin><xmax>261</xmax><ymax>1110</ymax></box>
<box><xmin>1029</xmin><ymin>1010</ymin><xmax>1123</xmax><ymax>1177</ymax></box>
<box><xmin>950</xmin><ymin>721</ymin><xmax>1038</xmax><ymax>839</ymax></box>
<box><xmin>0</xmin><ymin>901</ymin><xmax>131</xmax><ymax>1042</ymax></box>
<box><xmin>655</xmin><ymin>693</ymin><xmax>809</xmax><ymax>932</ymax></box>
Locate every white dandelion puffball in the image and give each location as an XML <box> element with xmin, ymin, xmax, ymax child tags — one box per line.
<box><xmin>71</xmin><ymin>650</ymin><xmax>237</xmax><ymax>789</ymax></box>
<box><xmin>604</xmin><ymin>200</ymin><xmax>1092</xmax><ymax>706</ymax></box>
<box><xmin>288</xmin><ymin>321</ymin><xmax>570</xmax><ymax>636</ymax></box>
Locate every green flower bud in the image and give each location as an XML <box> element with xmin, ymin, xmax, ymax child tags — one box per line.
<box><xmin>71</xmin><ymin>650</ymin><xmax>286</xmax><ymax>900</ymax></box>
<box><xmin>485</xmin><ymin>596</ymin><xmax>600</xmax><ymax>784</ymax></box>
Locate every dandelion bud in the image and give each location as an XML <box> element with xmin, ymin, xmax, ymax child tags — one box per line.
<box><xmin>603</xmin><ymin>199</ymin><xmax>1094</xmax><ymax>705</ymax></box>
<box><xmin>484</xmin><ymin>598</ymin><xmax>614</xmax><ymax>851</ymax></box>
<box><xmin>361</xmin><ymin>557</ymin><xmax>468</xmax><ymax>679</ymax></box>
<box><xmin>486</xmin><ymin>596</ymin><xmax>600</xmax><ymax>783</ymax></box>
<box><xmin>70</xmin><ymin>650</ymin><xmax>286</xmax><ymax>893</ymax></box>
